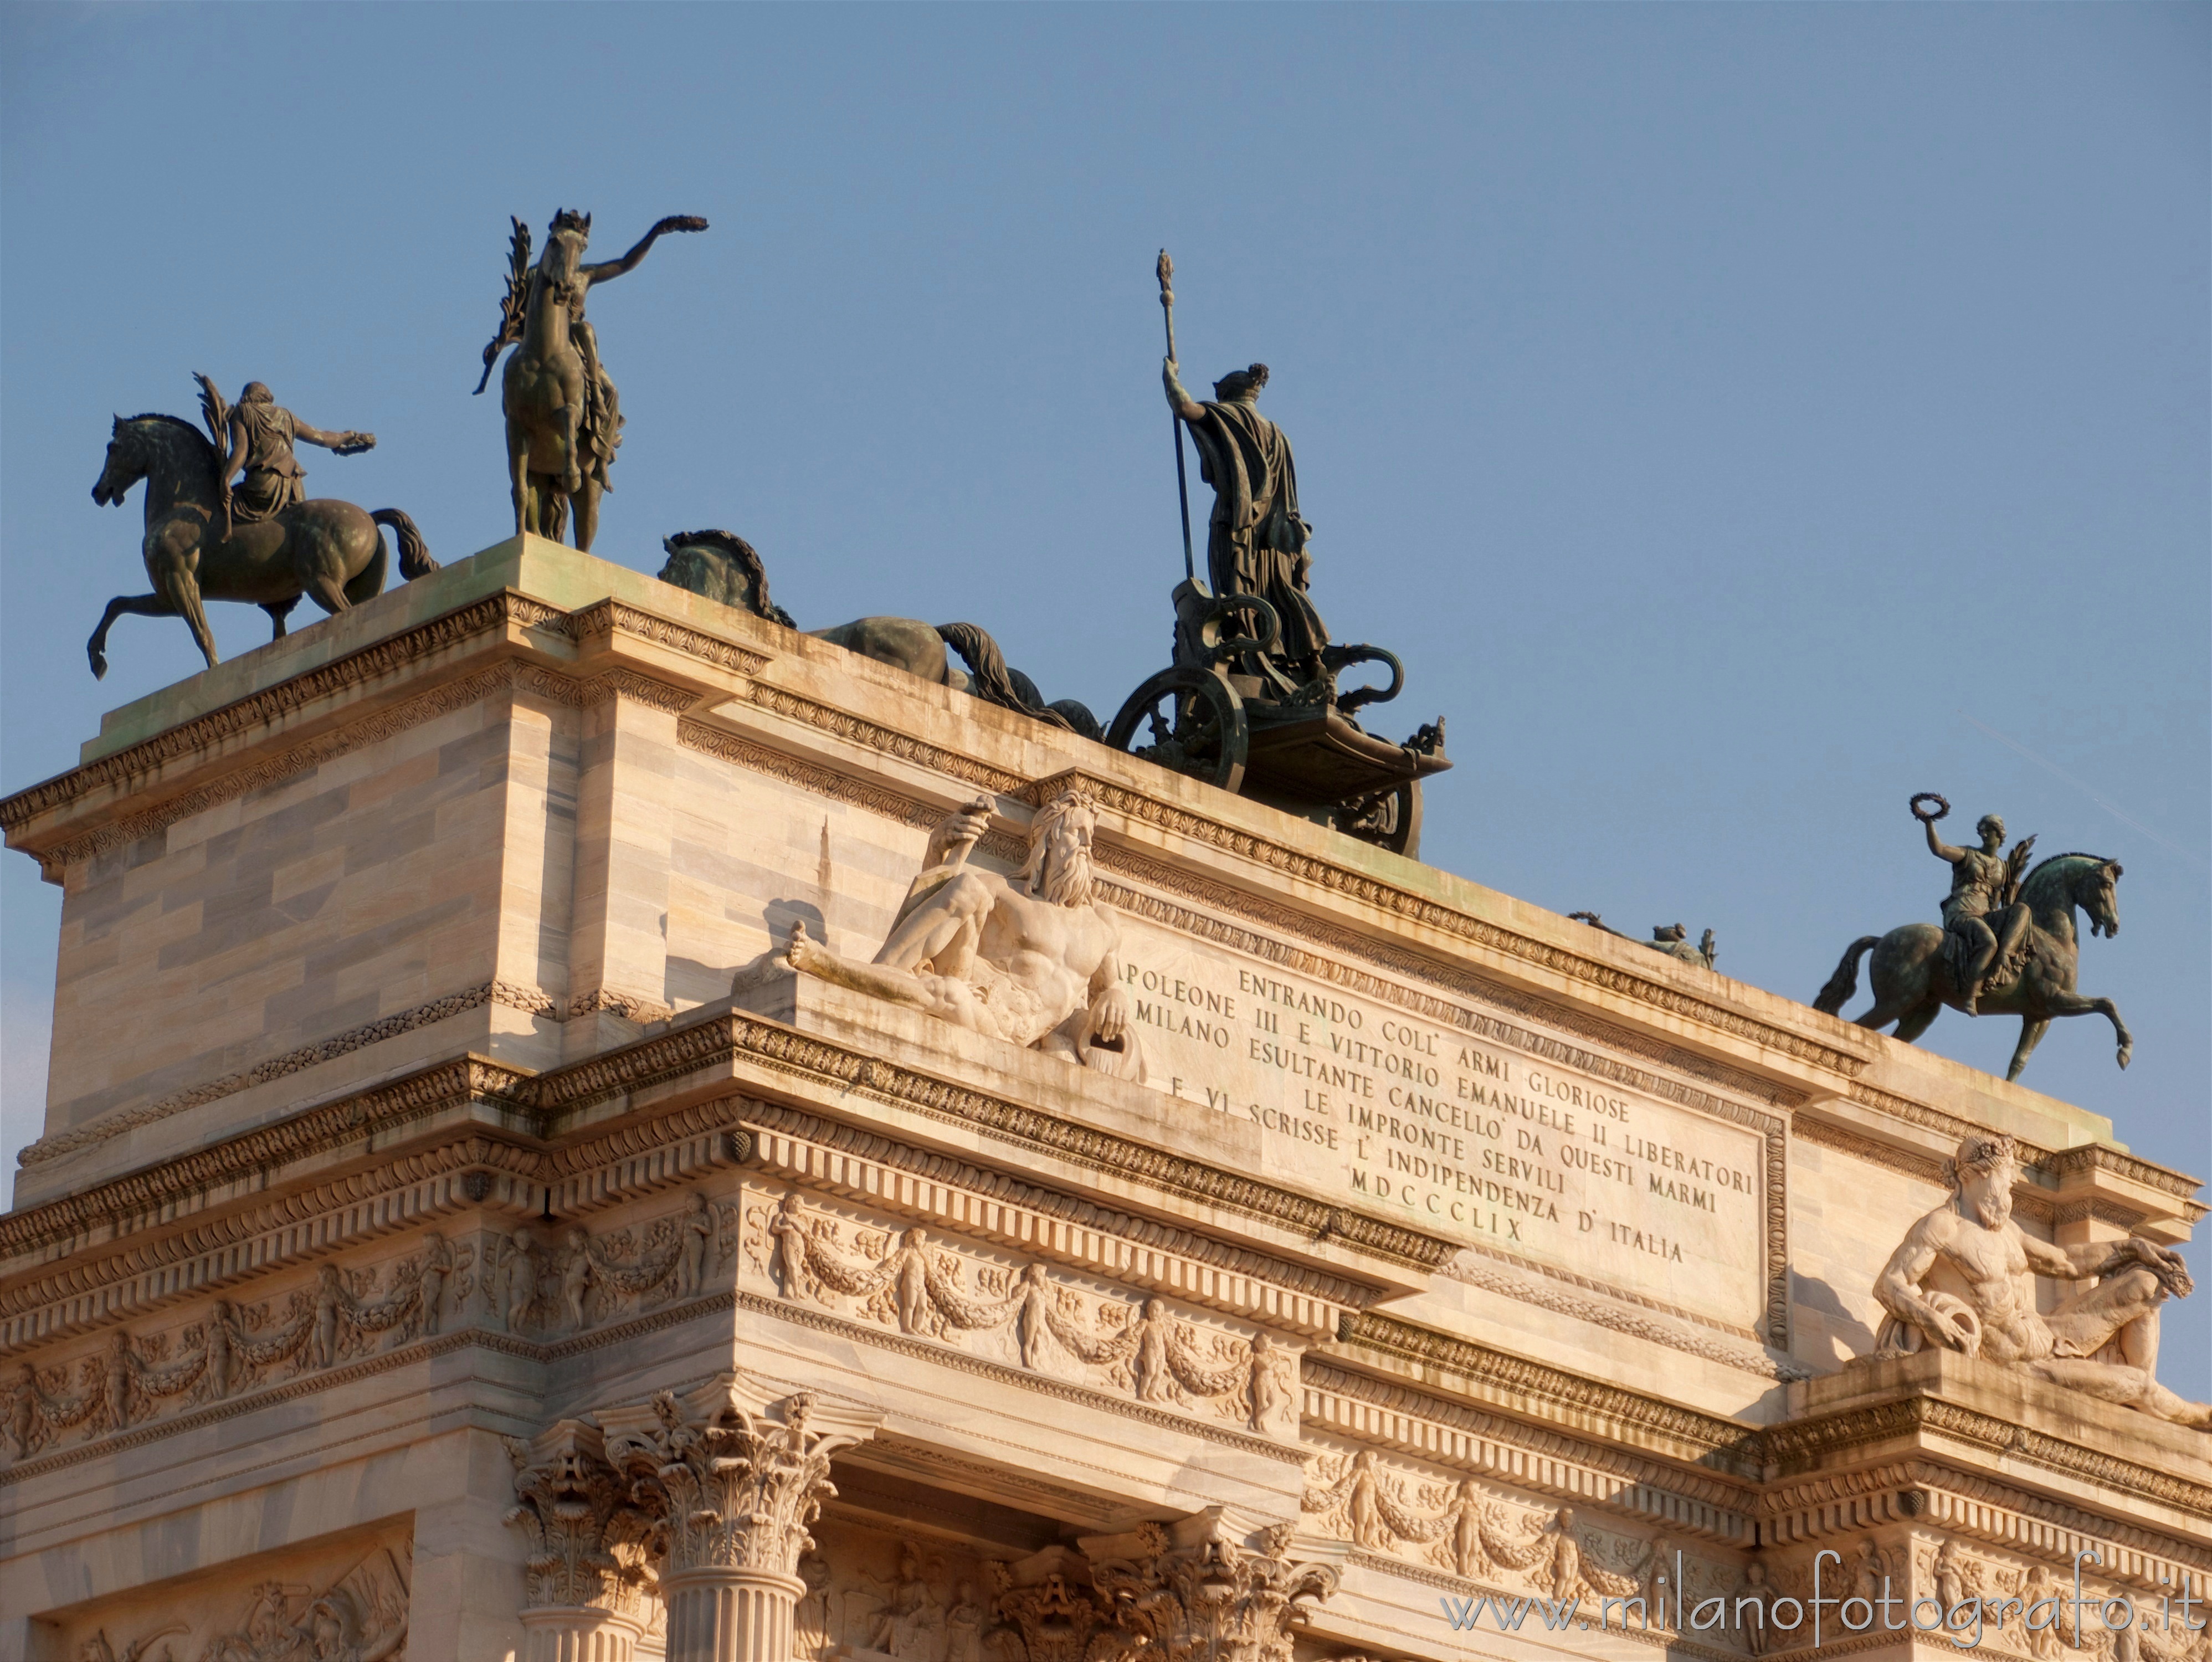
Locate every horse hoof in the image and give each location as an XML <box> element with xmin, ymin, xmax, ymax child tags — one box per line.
<box><xmin>2118</xmin><ymin>1050</ymin><xmax>2132</xmax><ymax>1070</ymax></box>
<box><xmin>88</xmin><ymin>649</ymin><xmax>107</xmax><ymax>680</ymax></box>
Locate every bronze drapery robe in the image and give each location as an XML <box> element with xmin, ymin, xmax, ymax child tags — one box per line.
<box><xmin>1181</xmin><ymin>397</ymin><xmax>1329</xmax><ymax>669</ymax></box>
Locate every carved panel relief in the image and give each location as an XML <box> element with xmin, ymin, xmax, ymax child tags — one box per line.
<box><xmin>740</xmin><ymin>1182</ymin><xmax>1302</xmax><ymax>1439</ymax></box>
<box><xmin>40</xmin><ymin>1525</ymin><xmax>412</xmax><ymax>1661</ymax></box>
<box><xmin>4</xmin><ymin>1229</ymin><xmax>478</xmax><ymax>1465</ymax></box>
<box><xmin>794</xmin><ymin>1517</ymin><xmax>995</xmax><ymax>1662</ymax></box>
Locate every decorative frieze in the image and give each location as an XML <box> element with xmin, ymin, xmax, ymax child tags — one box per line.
<box><xmin>741</xmin><ymin>1187</ymin><xmax>1301</xmax><ymax>1438</ymax></box>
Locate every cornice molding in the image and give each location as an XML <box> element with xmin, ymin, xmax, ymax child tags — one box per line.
<box><xmin>742</xmin><ymin>1101</ymin><xmax>1376</xmax><ymax>1331</ymax></box>
<box><xmin>1755</xmin><ymin>1459</ymin><xmax>2211</xmax><ymax>1574</ymax></box>
<box><xmin>557</xmin><ymin>598</ymin><xmax>771</xmax><ymax>676</ymax></box>
<box><xmin>0</xmin><ymin>1133</ymin><xmax>541</xmax><ymax>1350</ymax></box>
<box><xmin>1330</xmin><ymin>1312</ymin><xmax>1761</xmax><ymax>1475</ymax></box>
<box><xmin>7</xmin><ymin>1056</ymin><xmax>536</xmax><ymax>1239</ymax></box>
<box><xmin>1302</xmin><ymin>1358</ymin><xmax>1754</xmax><ymax>1532</ymax></box>
<box><xmin>1</xmin><ymin>591</ymin><xmax>563</xmax><ymax>837</ymax></box>
<box><xmin>1762</xmin><ymin>1396</ymin><xmax>2211</xmax><ymax>1516</ymax></box>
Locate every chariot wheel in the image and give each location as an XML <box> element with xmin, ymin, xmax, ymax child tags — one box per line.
<box><xmin>1105</xmin><ymin>666</ymin><xmax>1248</xmax><ymax>795</ymax></box>
<box><xmin>1334</xmin><ymin>778</ymin><xmax>1424</xmax><ymax>860</ymax></box>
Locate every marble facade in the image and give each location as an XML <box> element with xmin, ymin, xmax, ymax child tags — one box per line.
<box><xmin>2</xmin><ymin>536</ymin><xmax>2203</xmax><ymax>1662</ymax></box>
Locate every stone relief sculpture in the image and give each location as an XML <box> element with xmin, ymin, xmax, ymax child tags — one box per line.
<box><xmin>986</xmin><ymin>1546</ymin><xmax>1118</xmax><ymax>1662</ymax></box>
<box><xmin>3</xmin><ymin>1230</ymin><xmax>474</xmax><ymax>1465</ymax></box>
<box><xmin>1813</xmin><ymin>794</ymin><xmax>2131</xmax><ymax>1080</ymax></box>
<box><xmin>786</xmin><ymin>790</ymin><xmax>1145</xmax><ymax>1081</ymax></box>
<box><xmin>1871</xmin><ymin>1133</ymin><xmax>2207</xmax><ymax>1428</ymax></box>
<box><xmin>1568</xmin><ymin>912</ymin><xmax>1718</xmax><ymax>971</ymax></box>
<box><xmin>1081</xmin><ymin>1508</ymin><xmax>1339</xmax><ymax>1662</ymax></box>
<box><xmin>1300</xmin><ymin>1451</ymin><xmax>1703</xmax><ymax>1609</ymax></box>
<box><xmin>84</xmin><ymin>390</ymin><xmax>435</xmax><ymax>680</ymax></box>
<box><xmin>86</xmin><ymin>1544</ymin><xmax>410</xmax><ymax>1662</ymax></box>
<box><xmin>746</xmin><ymin>1189</ymin><xmax>1295</xmax><ymax>1435</ymax></box>
<box><xmin>475</xmin><ymin>211</ymin><xmax>707</xmax><ymax>551</ymax></box>
<box><xmin>656</xmin><ymin>530</ymin><xmax>1101</xmax><ymax>735</ymax></box>
<box><xmin>491</xmin><ymin>1191</ymin><xmax>739</xmax><ymax>1336</ymax></box>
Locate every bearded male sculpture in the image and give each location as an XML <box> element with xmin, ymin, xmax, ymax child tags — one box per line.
<box><xmin>1871</xmin><ymin>1132</ymin><xmax>2206</xmax><ymax>1428</ymax></box>
<box><xmin>787</xmin><ymin>791</ymin><xmax>1143</xmax><ymax>1080</ymax></box>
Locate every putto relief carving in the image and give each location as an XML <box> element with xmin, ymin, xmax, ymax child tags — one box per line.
<box><xmin>3</xmin><ymin>1229</ymin><xmax>474</xmax><ymax>1464</ymax></box>
<box><xmin>487</xmin><ymin>1189</ymin><xmax>738</xmax><ymax>1337</ymax></box>
<box><xmin>1300</xmin><ymin>1450</ymin><xmax>1707</xmax><ymax>1611</ymax></box>
<box><xmin>52</xmin><ymin>1533</ymin><xmax>412</xmax><ymax>1662</ymax></box>
<box><xmin>1080</xmin><ymin>1507</ymin><xmax>1339</xmax><ymax>1662</ymax></box>
<box><xmin>785</xmin><ymin>791</ymin><xmax>1147</xmax><ymax>1081</ymax></box>
<box><xmin>742</xmin><ymin>1186</ymin><xmax>1301</xmax><ymax>1438</ymax></box>
<box><xmin>1870</xmin><ymin>1133</ymin><xmax>2209</xmax><ymax>1429</ymax></box>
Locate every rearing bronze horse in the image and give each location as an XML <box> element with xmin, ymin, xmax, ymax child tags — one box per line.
<box><xmin>86</xmin><ymin>410</ymin><xmax>434</xmax><ymax>680</ymax></box>
<box><xmin>475</xmin><ymin>211</ymin><xmax>706</xmax><ymax>552</ymax></box>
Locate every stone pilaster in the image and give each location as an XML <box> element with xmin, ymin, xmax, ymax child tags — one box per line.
<box><xmin>1080</xmin><ymin>1508</ymin><xmax>1343</xmax><ymax>1662</ymax></box>
<box><xmin>601</xmin><ymin>1373</ymin><xmax>881</xmax><ymax>1662</ymax></box>
<box><xmin>504</xmin><ymin>1420</ymin><xmax>658</xmax><ymax>1662</ymax></box>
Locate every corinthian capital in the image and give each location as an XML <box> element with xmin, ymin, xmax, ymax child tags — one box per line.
<box><xmin>1080</xmin><ymin>1507</ymin><xmax>1343</xmax><ymax>1662</ymax></box>
<box><xmin>502</xmin><ymin>1419</ymin><xmax>657</xmax><ymax>1618</ymax></box>
<box><xmin>600</xmin><ymin>1372</ymin><xmax>882</xmax><ymax>1579</ymax></box>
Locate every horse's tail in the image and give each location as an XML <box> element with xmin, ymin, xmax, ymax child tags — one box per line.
<box><xmin>1813</xmin><ymin>936</ymin><xmax>1881</xmax><ymax>1015</ymax></box>
<box><xmin>371</xmin><ymin>509</ymin><xmax>439</xmax><ymax>581</ymax></box>
<box><xmin>936</xmin><ymin>622</ymin><xmax>1072</xmax><ymax>730</ymax></box>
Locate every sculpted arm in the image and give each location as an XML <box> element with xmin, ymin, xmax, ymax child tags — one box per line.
<box><xmin>2029</xmin><ymin>1232</ymin><xmax>2196</xmax><ymax>1294</ymax></box>
<box><xmin>291</xmin><ymin>419</ymin><xmax>374</xmax><ymax>454</ymax></box>
<box><xmin>219</xmin><ymin>411</ymin><xmax>249</xmax><ymax>487</ymax></box>
<box><xmin>1924</xmin><ymin>818</ymin><xmax>1967</xmax><ymax>865</ymax></box>
<box><xmin>1163</xmin><ymin>358</ymin><xmax>1206</xmax><ymax>424</ymax></box>
<box><xmin>1874</xmin><ymin>1212</ymin><xmax>1974</xmax><ymax>1350</ymax></box>
<box><xmin>582</xmin><ymin>214</ymin><xmax>709</xmax><ymax>286</ymax></box>
<box><xmin>1086</xmin><ymin>929</ymin><xmax>1131</xmax><ymax>1042</ymax></box>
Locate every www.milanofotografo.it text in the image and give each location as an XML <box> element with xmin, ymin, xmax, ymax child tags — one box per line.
<box><xmin>1439</xmin><ymin>1551</ymin><xmax>2206</xmax><ymax>1650</ymax></box>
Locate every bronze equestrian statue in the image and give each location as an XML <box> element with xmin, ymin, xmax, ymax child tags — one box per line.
<box><xmin>475</xmin><ymin>210</ymin><xmax>706</xmax><ymax>552</ymax></box>
<box><xmin>1813</xmin><ymin>794</ymin><xmax>2131</xmax><ymax>1082</ymax></box>
<box><xmin>85</xmin><ymin>378</ymin><xmax>435</xmax><ymax>680</ymax></box>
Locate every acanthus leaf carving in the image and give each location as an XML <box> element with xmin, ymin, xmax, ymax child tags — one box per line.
<box><xmin>601</xmin><ymin>1373</ymin><xmax>882</xmax><ymax>1578</ymax></box>
<box><xmin>1081</xmin><ymin>1508</ymin><xmax>1339</xmax><ymax>1662</ymax></box>
<box><xmin>503</xmin><ymin>1419</ymin><xmax>658</xmax><ymax>1618</ymax></box>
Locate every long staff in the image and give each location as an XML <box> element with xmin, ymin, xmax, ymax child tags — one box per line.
<box><xmin>1158</xmin><ymin>250</ymin><xmax>1195</xmax><ymax>581</ymax></box>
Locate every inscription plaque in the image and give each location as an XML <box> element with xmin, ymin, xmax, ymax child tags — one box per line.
<box><xmin>1117</xmin><ymin>921</ymin><xmax>1774</xmax><ymax>1334</ymax></box>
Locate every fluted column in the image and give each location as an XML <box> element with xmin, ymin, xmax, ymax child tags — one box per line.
<box><xmin>504</xmin><ymin>1420</ymin><xmax>658</xmax><ymax>1662</ymax></box>
<box><xmin>602</xmin><ymin>1372</ymin><xmax>882</xmax><ymax>1662</ymax></box>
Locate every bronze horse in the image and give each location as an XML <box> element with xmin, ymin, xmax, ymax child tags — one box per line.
<box><xmin>657</xmin><ymin>531</ymin><xmax>1099</xmax><ymax>736</ymax></box>
<box><xmin>479</xmin><ymin>211</ymin><xmax>705</xmax><ymax>552</ymax></box>
<box><xmin>87</xmin><ymin>412</ymin><xmax>434</xmax><ymax>679</ymax></box>
<box><xmin>1813</xmin><ymin>851</ymin><xmax>2131</xmax><ymax>1081</ymax></box>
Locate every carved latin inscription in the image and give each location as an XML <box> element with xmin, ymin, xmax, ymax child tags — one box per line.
<box><xmin>1116</xmin><ymin>926</ymin><xmax>1774</xmax><ymax>1332</ymax></box>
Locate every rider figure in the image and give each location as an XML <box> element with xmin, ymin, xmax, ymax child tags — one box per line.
<box><xmin>1924</xmin><ymin>808</ymin><xmax>2031</xmax><ymax>1015</ymax></box>
<box><xmin>217</xmin><ymin>383</ymin><xmax>373</xmax><ymax>527</ymax></box>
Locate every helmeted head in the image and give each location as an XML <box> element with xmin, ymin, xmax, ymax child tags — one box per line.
<box><xmin>550</xmin><ymin>208</ymin><xmax>592</xmax><ymax>240</ymax></box>
<box><xmin>1975</xmin><ymin>814</ymin><xmax>2005</xmax><ymax>850</ymax></box>
<box><xmin>239</xmin><ymin>382</ymin><xmax>273</xmax><ymax>406</ymax></box>
<box><xmin>1212</xmin><ymin>363</ymin><xmax>1269</xmax><ymax>402</ymax></box>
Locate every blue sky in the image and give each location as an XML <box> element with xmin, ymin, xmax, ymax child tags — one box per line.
<box><xmin>3</xmin><ymin>3</ymin><xmax>2205</xmax><ymax>1384</ymax></box>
